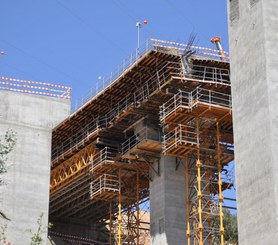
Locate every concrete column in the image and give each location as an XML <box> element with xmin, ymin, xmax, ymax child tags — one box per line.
<box><xmin>150</xmin><ymin>156</ymin><xmax>186</xmax><ymax>245</ymax></box>
<box><xmin>0</xmin><ymin>91</ymin><xmax>70</xmax><ymax>244</ymax></box>
<box><xmin>228</xmin><ymin>0</ymin><xmax>278</xmax><ymax>244</ymax></box>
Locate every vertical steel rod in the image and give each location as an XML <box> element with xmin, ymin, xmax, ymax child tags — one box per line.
<box><xmin>216</xmin><ymin>121</ymin><xmax>225</xmax><ymax>245</ymax></box>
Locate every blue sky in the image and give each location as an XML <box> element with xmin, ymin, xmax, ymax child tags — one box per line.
<box><xmin>0</xmin><ymin>0</ymin><xmax>228</xmax><ymax>104</ymax></box>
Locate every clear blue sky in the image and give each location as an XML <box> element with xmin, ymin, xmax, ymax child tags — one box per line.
<box><xmin>0</xmin><ymin>0</ymin><xmax>228</xmax><ymax>104</ymax></box>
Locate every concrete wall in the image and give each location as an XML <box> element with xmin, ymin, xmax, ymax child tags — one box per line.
<box><xmin>150</xmin><ymin>156</ymin><xmax>186</xmax><ymax>245</ymax></box>
<box><xmin>0</xmin><ymin>91</ymin><xmax>70</xmax><ymax>244</ymax></box>
<box><xmin>228</xmin><ymin>0</ymin><xmax>278</xmax><ymax>244</ymax></box>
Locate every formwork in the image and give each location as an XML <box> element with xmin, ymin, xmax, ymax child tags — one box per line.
<box><xmin>49</xmin><ymin>38</ymin><xmax>235</xmax><ymax>244</ymax></box>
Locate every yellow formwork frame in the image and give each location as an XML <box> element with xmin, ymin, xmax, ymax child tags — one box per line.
<box><xmin>206</xmin><ymin>172</ymin><xmax>212</xmax><ymax>245</ymax></box>
<box><xmin>216</xmin><ymin>121</ymin><xmax>224</xmax><ymax>245</ymax></box>
<box><xmin>136</xmin><ymin>170</ymin><xmax>140</xmax><ymax>245</ymax></box>
<box><xmin>196</xmin><ymin>117</ymin><xmax>203</xmax><ymax>245</ymax></box>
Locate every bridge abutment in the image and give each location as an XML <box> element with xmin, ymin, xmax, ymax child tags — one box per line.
<box><xmin>0</xmin><ymin>91</ymin><xmax>70</xmax><ymax>244</ymax></box>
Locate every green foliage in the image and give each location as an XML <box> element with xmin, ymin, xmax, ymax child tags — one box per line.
<box><xmin>0</xmin><ymin>129</ymin><xmax>17</xmax><ymax>223</ymax></box>
<box><xmin>222</xmin><ymin>209</ymin><xmax>238</xmax><ymax>244</ymax></box>
<box><xmin>0</xmin><ymin>129</ymin><xmax>17</xmax><ymax>175</ymax></box>
<box><xmin>28</xmin><ymin>213</ymin><xmax>52</xmax><ymax>245</ymax></box>
<box><xmin>213</xmin><ymin>208</ymin><xmax>238</xmax><ymax>245</ymax></box>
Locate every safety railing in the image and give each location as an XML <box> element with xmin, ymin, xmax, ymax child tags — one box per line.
<box><xmin>0</xmin><ymin>76</ymin><xmax>71</xmax><ymax>99</ymax></box>
<box><xmin>90</xmin><ymin>147</ymin><xmax>116</xmax><ymax>173</ymax></box>
<box><xmin>90</xmin><ymin>174</ymin><xmax>119</xmax><ymax>199</ymax></box>
<box><xmin>71</xmin><ymin>39</ymin><xmax>153</xmax><ymax>112</ymax></box>
<box><xmin>72</xmin><ymin>38</ymin><xmax>229</xmax><ymax>112</ymax></box>
<box><xmin>168</xmin><ymin>61</ymin><xmax>230</xmax><ymax>85</ymax></box>
<box><xmin>151</xmin><ymin>38</ymin><xmax>230</xmax><ymax>61</ymax></box>
<box><xmin>121</xmin><ymin>127</ymin><xmax>161</xmax><ymax>156</ymax></box>
<box><xmin>160</xmin><ymin>88</ymin><xmax>232</xmax><ymax>122</ymax></box>
<box><xmin>51</xmin><ymin>116</ymin><xmax>101</xmax><ymax>161</ymax></box>
<box><xmin>159</xmin><ymin>90</ymin><xmax>191</xmax><ymax>121</ymax></box>
<box><xmin>52</xmin><ymin>62</ymin><xmax>172</xmax><ymax>162</ymax></box>
<box><xmin>163</xmin><ymin>124</ymin><xmax>198</xmax><ymax>153</ymax></box>
<box><xmin>184</xmin><ymin>64</ymin><xmax>230</xmax><ymax>84</ymax></box>
<box><xmin>191</xmin><ymin>87</ymin><xmax>232</xmax><ymax>108</ymax></box>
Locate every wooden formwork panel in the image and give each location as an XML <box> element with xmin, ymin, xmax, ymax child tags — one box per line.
<box><xmin>122</xmin><ymin>140</ymin><xmax>162</xmax><ymax>160</ymax></box>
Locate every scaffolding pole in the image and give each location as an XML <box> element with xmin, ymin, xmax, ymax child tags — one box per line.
<box><xmin>136</xmin><ymin>170</ymin><xmax>140</xmax><ymax>245</ymax></box>
<box><xmin>118</xmin><ymin>167</ymin><xmax>122</xmax><ymax>245</ymax></box>
<box><xmin>109</xmin><ymin>200</ymin><xmax>113</xmax><ymax>245</ymax></box>
<box><xmin>216</xmin><ymin>121</ymin><xmax>224</xmax><ymax>245</ymax></box>
<box><xmin>196</xmin><ymin>117</ymin><xmax>203</xmax><ymax>245</ymax></box>
<box><xmin>127</xmin><ymin>200</ymin><xmax>131</xmax><ymax>245</ymax></box>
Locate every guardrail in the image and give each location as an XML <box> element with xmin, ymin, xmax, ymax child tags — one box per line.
<box><xmin>72</xmin><ymin>38</ymin><xmax>230</xmax><ymax>112</ymax></box>
<box><xmin>160</xmin><ymin>88</ymin><xmax>232</xmax><ymax>122</ymax></box>
<box><xmin>121</xmin><ymin>127</ymin><xmax>161</xmax><ymax>155</ymax></box>
<box><xmin>173</xmin><ymin>63</ymin><xmax>230</xmax><ymax>84</ymax></box>
<box><xmin>52</xmin><ymin>41</ymin><xmax>230</xmax><ymax>162</ymax></box>
<box><xmin>52</xmin><ymin>62</ymin><xmax>171</xmax><ymax>162</ymax></box>
<box><xmin>0</xmin><ymin>76</ymin><xmax>71</xmax><ymax>99</ymax></box>
<box><xmin>90</xmin><ymin>174</ymin><xmax>119</xmax><ymax>199</ymax></box>
<box><xmin>163</xmin><ymin>124</ymin><xmax>198</xmax><ymax>153</ymax></box>
<box><xmin>90</xmin><ymin>147</ymin><xmax>116</xmax><ymax>173</ymax></box>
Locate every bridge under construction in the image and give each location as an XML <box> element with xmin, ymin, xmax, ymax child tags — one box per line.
<box><xmin>48</xmin><ymin>38</ymin><xmax>234</xmax><ymax>244</ymax></box>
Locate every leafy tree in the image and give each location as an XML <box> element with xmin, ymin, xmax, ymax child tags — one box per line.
<box><xmin>222</xmin><ymin>209</ymin><xmax>238</xmax><ymax>244</ymax></box>
<box><xmin>213</xmin><ymin>208</ymin><xmax>238</xmax><ymax>245</ymax></box>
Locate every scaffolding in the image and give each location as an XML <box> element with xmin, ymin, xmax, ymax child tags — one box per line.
<box><xmin>49</xmin><ymin>39</ymin><xmax>234</xmax><ymax>245</ymax></box>
<box><xmin>160</xmin><ymin>84</ymin><xmax>233</xmax><ymax>244</ymax></box>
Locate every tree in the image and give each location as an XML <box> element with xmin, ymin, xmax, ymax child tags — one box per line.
<box><xmin>222</xmin><ymin>209</ymin><xmax>238</xmax><ymax>244</ymax></box>
<box><xmin>212</xmin><ymin>208</ymin><xmax>238</xmax><ymax>245</ymax></box>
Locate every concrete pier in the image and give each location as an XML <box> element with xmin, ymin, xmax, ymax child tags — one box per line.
<box><xmin>228</xmin><ymin>0</ymin><xmax>278</xmax><ymax>244</ymax></box>
<box><xmin>150</xmin><ymin>156</ymin><xmax>186</xmax><ymax>245</ymax></box>
<box><xmin>0</xmin><ymin>91</ymin><xmax>70</xmax><ymax>244</ymax></box>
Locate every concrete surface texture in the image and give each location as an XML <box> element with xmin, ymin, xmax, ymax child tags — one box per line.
<box><xmin>150</xmin><ymin>156</ymin><xmax>186</xmax><ymax>245</ymax></box>
<box><xmin>228</xmin><ymin>0</ymin><xmax>278</xmax><ymax>244</ymax></box>
<box><xmin>0</xmin><ymin>91</ymin><xmax>70</xmax><ymax>244</ymax></box>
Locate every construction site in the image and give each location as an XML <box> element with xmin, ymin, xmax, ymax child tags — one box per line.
<box><xmin>50</xmin><ymin>38</ymin><xmax>235</xmax><ymax>244</ymax></box>
<box><xmin>0</xmin><ymin>37</ymin><xmax>235</xmax><ymax>244</ymax></box>
<box><xmin>1</xmin><ymin>1</ymin><xmax>278</xmax><ymax>244</ymax></box>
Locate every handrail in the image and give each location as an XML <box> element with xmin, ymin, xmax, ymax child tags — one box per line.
<box><xmin>72</xmin><ymin>38</ymin><xmax>230</xmax><ymax>113</ymax></box>
<box><xmin>0</xmin><ymin>76</ymin><xmax>71</xmax><ymax>99</ymax></box>
<box><xmin>90</xmin><ymin>174</ymin><xmax>119</xmax><ymax>198</ymax></box>
<box><xmin>52</xmin><ymin>62</ymin><xmax>171</xmax><ymax>162</ymax></box>
<box><xmin>90</xmin><ymin>147</ymin><xmax>115</xmax><ymax>172</ymax></box>
<box><xmin>121</xmin><ymin>127</ymin><xmax>161</xmax><ymax>155</ymax></box>
<box><xmin>163</xmin><ymin>124</ymin><xmax>198</xmax><ymax>153</ymax></box>
<box><xmin>160</xmin><ymin>88</ymin><xmax>232</xmax><ymax>122</ymax></box>
<box><xmin>151</xmin><ymin>38</ymin><xmax>230</xmax><ymax>60</ymax></box>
